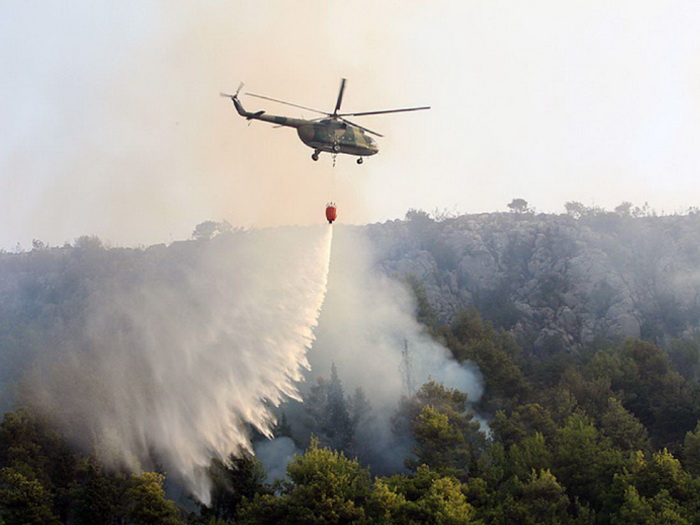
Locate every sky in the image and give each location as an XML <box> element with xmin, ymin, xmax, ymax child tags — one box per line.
<box><xmin>2</xmin><ymin>1</ymin><xmax>700</xmax><ymax>249</ymax></box>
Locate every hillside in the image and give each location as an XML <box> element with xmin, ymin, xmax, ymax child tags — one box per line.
<box><xmin>4</xmin><ymin>212</ymin><xmax>700</xmax><ymax>523</ymax></box>
<box><xmin>2</xmin><ymin>210</ymin><xmax>700</xmax><ymax>401</ymax></box>
<box><xmin>366</xmin><ymin>210</ymin><xmax>700</xmax><ymax>353</ymax></box>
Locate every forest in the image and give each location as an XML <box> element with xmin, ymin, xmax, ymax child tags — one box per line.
<box><xmin>4</xmin><ymin>307</ymin><xmax>700</xmax><ymax>523</ymax></box>
<box><xmin>3</xmin><ymin>209</ymin><xmax>700</xmax><ymax>524</ymax></box>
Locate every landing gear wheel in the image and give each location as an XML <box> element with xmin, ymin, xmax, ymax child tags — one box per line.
<box><xmin>356</xmin><ymin>157</ymin><xmax>364</xmax><ymax>165</ymax></box>
<box><xmin>311</xmin><ymin>152</ymin><xmax>319</xmax><ymax>161</ymax></box>
<box><xmin>332</xmin><ymin>143</ymin><xmax>340</xmax><ymax>153</ymax></box>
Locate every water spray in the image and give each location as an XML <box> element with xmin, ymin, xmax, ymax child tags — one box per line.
<box><xmin>30</xmin><ymin>226</ymin><xmax>334</xmax><ymax>503</ymax></box>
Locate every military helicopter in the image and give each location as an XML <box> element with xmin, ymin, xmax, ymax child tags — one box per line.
<box><xmin>221</xmin><ymin>79</ymin><xmax>429</xmax><ymax>164</ymax></box>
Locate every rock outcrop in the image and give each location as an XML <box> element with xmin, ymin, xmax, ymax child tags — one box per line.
<box><xmin>365</xmin><ymin>211</ymin><xmax>700</xmax><ymax>354</ymax></box>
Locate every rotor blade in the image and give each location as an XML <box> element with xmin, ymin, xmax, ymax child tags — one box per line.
<box><xmin>339</xmin><ymin>117</ymin><xmax>384</xmax><ymax>138</ymax></box>
<box><xmin>338</xmin><ymin>106</ymin><xmax>431</xmax><ymax>117</ymax></box>
<box><xmin>333</xmin><ymin>78</ymin><xmax>347</xmax><ymax>115</ymax></box>
<box><xmin>244</xmin><ymin>92</ymin><xmax>329</xmax><ymax>116</ymax></box>
<box><xmin>220</xmin><ymin>82</ymin><xmax>245</xmax><ymax>98</ymax></box>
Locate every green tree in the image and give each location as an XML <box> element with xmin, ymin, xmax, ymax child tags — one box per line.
<box><xmin>0</xmin><ymin>407</ymin><xmax>78</xmax><ymax>522</ymax></box>
<box><xmin>564</xmin><ymin>201</ymin><xmax>586</xmax><ymax>219</ymax></box>
<box><xmin>72</xmin><ymin>457</ymin><xmax>128</xmax><ymax>525</ymax></box>
<box><xmin>625</xmin><ymin>450</ymin><xmax>694</xmax><ymax>503</ymax></box>
<box><xmin>682</xmin><ymin>421</ymin><xmax>700</xmax><ymax>475</ymax></box>
<box><xmin>540</xmin><ymin>387</ymin><xmax>578</xmax><ymax>427</ymax></box>
<box><xmin>0</xmin><ymin>408</ymin><xmax>51</xmax><ymax>484</ymax></box>
<box><xmin>206</xmin><ymin>450</ymin><xmax>268</xmax><ymax>522</ymax></box>
<box><xmin>614</xmin><ymin>202</ymin><xmax>634</xmax><ymax>217</ymax></box>
<box><xmin>507</xmin><ymin>433</ymin><xmax>553</xmax><ymax>480</ymax></box>
<box><xmin>490</xmin><ymin>403</ymin><xmax>557</xmax><ymax>447</ymax></box>
<box><xmin>611</xmin><ymin>485</ymin><xmax>691</xmax><ymax>525</ymax></box>
<box><xmin>126</xmin><ymin>472</ymin><xmax>185</xmax><ymax>525</ymax></box>
<box><xmin>366</xmin><ymin>478</ymin><xmax>408</xmax><ymax>524</ymax></box>
<box><xmin>192</xmin><ymin>220</ymin><xmax>233</xmax><ymax>240</ymax></box>
<box><xmin>378</xmin><ymin>465</ymin><xmax>476</xmax><ymax>525</ymax></box>
<box><xmin>304</xmin><ymin>364</ymin><xmax>355</xmax><ymax>453</ymax></box>
<box><xmin>518</xmin><ymin>469</ymin><xmax>570</xmax><ymax>523</ymax></box>
<box><xmin>508</xmin><ymin>198</ymin><xmax>531</xmax><ymax>214</ymax></box>
<box><xmin>552</xmin><ymin>412</ymin><xmax>625</xmax><ymax>512</ymax></box>
<box><xmin>600</xmin><ymin>397</ymin><xmax>651</xmax><ymax>452</ymax></box>
<box><xmin>608</xmin><ymin>450</ymin><xmax>700</xmax><ymax>523</ymax></box>
<box><xmin>238</xmin><ymin>440</ymin><xmax>371</xmax><ymax>524</ymax></box>
<box><xmin>441</xmin><ymin>310</ymin><xmax>530</xmax><ymax>411</ymax></box>
<box><xmin>349</xmin><ymin>387</ymin><xmax>374</xmax><ymax>461</ymax></box>
<box><xmin>669</xmin><ymin>338</ymin><xmax>700</xmax><ymax>382</ymax></box>
<box><xmin>612</xmin><ymin>485</ymin><xmax>653</xmax><ymax>525</ymax></box>
<box><xmin>409</xmin><ymin>406</ymin><xmax>471</xmax><ymax>478</ymax></box>
<box><xmin>394</xmin><ymin>382</ymin><xmax>486</xmax><ymax>478</ymax></box>
<box><xmin>417</xmin><ymin>476</ymin><xmax>476</xmax><ymax>525</ymax></box>
<box><xmin>561</xmin><ymin>367</ymin><xmax>614</xmax><ymax>418</ymax></box>
<box><xmin>584</xmin><ymin>340</ymin><xmax>700</xmax><ymax>449</ymax></box>
<box><xmin>492</xmin><ymin>469</ymin><xmax>572</xmax><ymax>525</ymax></box>
<box><xmin>0</xmin><ymin>467</ymin><xmax>60</xmax><ymax>525</ymax></box>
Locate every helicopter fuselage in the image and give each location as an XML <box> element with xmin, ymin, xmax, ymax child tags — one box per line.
<box><xmin>229</xmin><ymin>95</ymin><xmax>378</xmax><ymax>158</ymax></box>
<box><xmin>297</xmin><ymin>119</ymin><xmax>378</xmax><ymax>157</ymax></box>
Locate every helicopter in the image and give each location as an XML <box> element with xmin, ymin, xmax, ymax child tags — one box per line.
<box><xmin>221</xmin><ymin>79</ymin><xmax>429</xmax><ymax>164</ymax></box>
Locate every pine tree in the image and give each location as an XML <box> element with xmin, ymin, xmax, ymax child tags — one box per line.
<box><xmin>304</xmin><ymin>364</ymin><xmax>355</xmax><ymax>454</ymax></box>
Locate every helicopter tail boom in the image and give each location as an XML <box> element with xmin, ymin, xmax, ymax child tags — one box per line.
<box><xmin>221</xmin><ymin>89</ymin><xmax>308</xmax><ymax>129</ymax></box>
<box><xmin>219</xmin><ymin>92</ymin><xmax>253</xmax><ymax>118</ymax></box>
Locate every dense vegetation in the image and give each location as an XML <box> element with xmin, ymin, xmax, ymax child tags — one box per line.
<box><xmin>3</xmin><ymin>210</ymin><xmax>700</xmax><ymax>523</ymax></box>
<box><xmin>3</xmin><ymin>305</ymin><xmax>700</xmax><ymax>523</ymax></box>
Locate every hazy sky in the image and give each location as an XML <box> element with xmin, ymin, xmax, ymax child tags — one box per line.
<box><xmin>2</xmin><ymin>1</ymin><xmax>700</xmax><ymax>248</ymax></box>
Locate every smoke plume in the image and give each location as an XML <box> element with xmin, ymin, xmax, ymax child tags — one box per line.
<box><xmin>275</xmin><ymin>226</ymin><xmax>484</xmax><ymax>473</ymax></box>
<box><xmin>311</xmin><ymin>227</ymin><xmax>482</xmax><ymax>402</ymax></box>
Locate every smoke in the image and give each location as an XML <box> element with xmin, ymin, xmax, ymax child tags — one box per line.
<box><xmin>251</xmin><ymin>226</ymin><xmax>483</xmax><ymax>478</ymax></box>
<box><xmin>5</xmin><ymin>221</ymin><xmax>485</xmax><ymax>500</ymax></box>
<box><xmin>289</xmin><ymin>226</ymin><xmax>484</xmax><ymax>472</ymax></box>
<box><xmin>27</xmin><ymin>226</ymin><xmax>332</xmax><ymax>503</ymax></box>
<box><xmin>255</xmin><ymin>437</ymin><xmax>300</xmax><ymax>483</ymax></box>
<box><xmin>312</xmin><ymin>226</ymin><xmax>482</xmax><ymax>401</ymax></box>
<box><xmin>3</xmin><ymin>2</ymin><xmax>394</xmax><ymax>250</ymax></box>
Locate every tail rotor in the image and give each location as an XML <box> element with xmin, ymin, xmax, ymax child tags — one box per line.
<box><xmin>219</xmin><ymin>82</ymin><xmax>245</xmax><ymax>100</ymax></box>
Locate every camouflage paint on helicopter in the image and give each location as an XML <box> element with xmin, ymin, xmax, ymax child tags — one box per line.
<box><xmin>299</xmin><ymin>119</ymin><xmax>378</xmax><ymax>157</ymax></box>
<box><xmin>222</xmin><ymin>79</ymin><xmax>428</xmax><ymax>164</ymax></box>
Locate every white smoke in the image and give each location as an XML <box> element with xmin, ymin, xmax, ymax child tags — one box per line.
<box><xmin>310</xmin><ymin>226</ymin><xmax>482</xmax><ymax>402</ymax></box>
<box><xmin>29</xmin><ymin>226</ymin><xmax>332</xmax><ymax>503</ymax></box>
<box><xmin>297</xmin><ymin>226</ymin><xmax>483</xmax><ymax>471</ymax></box>
<box><xmin>255</xmin><ymin>437</ymin><xmax>299</xmax><ymax>483</ymax></box>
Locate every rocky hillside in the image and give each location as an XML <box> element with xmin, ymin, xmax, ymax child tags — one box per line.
<box><xmin>365</xmin><ymin>210</ymin><xmax>700</xmax><ymax>354</ymax></box>
<box><xmin>2</xmin><ymin>210</ymin><xmax>699</xmax><ymax>371</ymax></box>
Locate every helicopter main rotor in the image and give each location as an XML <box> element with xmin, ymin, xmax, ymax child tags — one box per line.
<box><xmin>244</xmin><ymin>78</ymin><xmax>429</xmax><ymax>138</ymax></box>
<box><xmin>333</xmin><ymin>77</ymin><xmax>347</xmax><ymax>116</ymax></box>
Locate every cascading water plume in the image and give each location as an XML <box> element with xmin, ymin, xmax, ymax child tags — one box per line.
<box><xmin>29</xmin><ymin>225</ymin><xmax>333</xmax><ymax>503</ymax></box>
